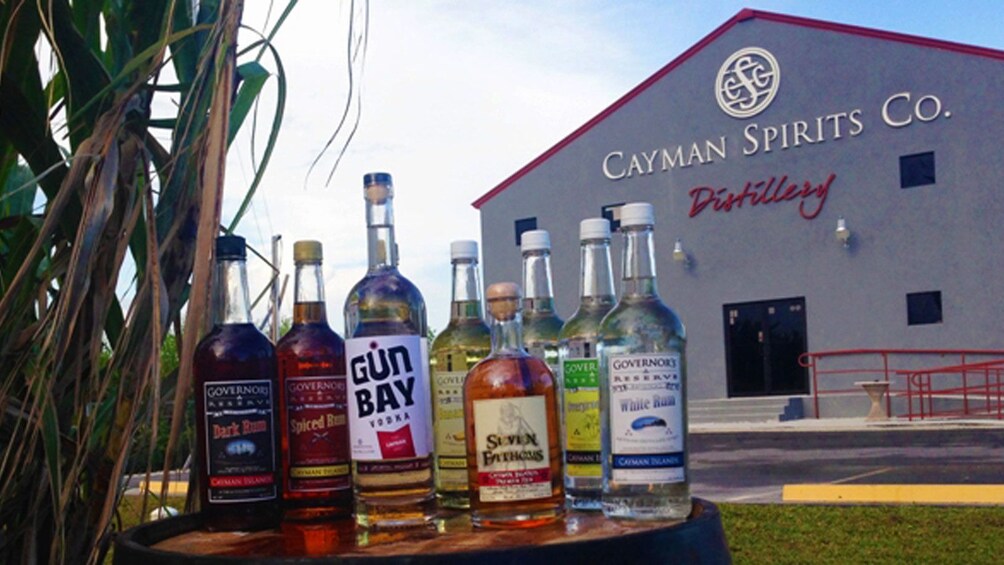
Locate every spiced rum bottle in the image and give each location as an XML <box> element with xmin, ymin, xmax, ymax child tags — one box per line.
<box><xmin>276</xmin><ymin>240</ymin><xmax>351</xmax><ymax>521</ymax></box>
<box><xmin>598</xmin><ymin>203</ymin><xmax>690</xmax><ymax>520</ymax></box>
<box><xmin>343</xmin><ymin>172</ymin><xmax>435</xmax><ymax>528</ymax></box>
<box><xmin>558</xmin><ymin>218</ymin><xmax>615</xmax><ymax>510</ymax></box>
<box><xmin>464</xmin><ymin>282</ymin><xmax>564</xmax><ymax>528</ymax></box>
<box><xmin>520</xmin><ymin>230</ymin><xmax>563</xmax><ymax>373</ymax></box>
<box><xmin>430</xmin><ymin>240</ymin><xmax>490</xmax><ymax>509</ymax></box>
<box><xmin>194</xmin><ymin>235</ymin><xmax>280</xmax><ymax>531</ymax></box>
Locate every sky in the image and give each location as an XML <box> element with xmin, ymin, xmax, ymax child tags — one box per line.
<box><xmin>225</xmin><ymin>0</ymin><xmax>1004</xmax><ymax>334</ymax></box>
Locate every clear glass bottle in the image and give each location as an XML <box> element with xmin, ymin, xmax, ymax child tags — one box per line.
<box><xmin>464</xmin><ymin>282</ymin><xmax>564</xmax><ymax>528</ymax></box>
<box><xmin>521</xmin><ymin>229</ymin><xmax>563</xmax><ymax>373</ymax></box>
<box><xmin>276</xmin><ymin>240</ymin><xmax>351</xmax><ymax>522</ymax></box>
<box><xmin>558</xmin><ymin>218</ymin><xmax>615</xmax><ymax>511</ymax></box>
<box><xmin>598</xmin><ymin>203</ymin><xmax>690</xmax><ymax>520</ymax></box>
<box><xmin>343</xmin><ymin>172</ymin><xmax>435</xmax><ymax>528</ymax></box>
<box><xmin>430</xmin><ymin>240</ymin><xmax>491</xmax><ymax>509</ymax></box>
<box><xmin>193</xmin><ymin>235</ymin><xmax>280</xmax><ymax>531</ymax></box>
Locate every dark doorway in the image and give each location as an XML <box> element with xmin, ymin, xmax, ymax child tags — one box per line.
<box><xmin>724</xmin><ymin>297</ymin><xmax>809</xmax><ymax>397</ymax></box>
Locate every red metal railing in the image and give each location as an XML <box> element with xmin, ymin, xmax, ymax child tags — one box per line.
<box><xmin>900</xmin><ymin>359</ymin><xmax>1004</xmax><ymax>421</ymax></box>
<box><xmin>798</xmin><ymin>349</ymin><xmax>1004</xmax><ymax>419</ymax></box>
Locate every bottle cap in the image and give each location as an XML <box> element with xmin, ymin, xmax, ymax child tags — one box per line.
<box><xmin>520</xmin><ymin>229</ymin><xmax>551</xmax><ymax>252</ymax></box>
<box><xmin>363</xmin><ymin>172</ymin><xmax>393</xmax><ymax>204</ymax></box>
<box><xmin>363</xmin><ymin>172</ymin><xmax>393</xmax><ymax>186</ymax></box>
<box><xmin>215</xmin><ymin>235</ymin><xmax>246</xmax><ymax>260</ymax></box>
<box><xmin>293</xmin><ymin>240</ymin><xmax>323</xmax><ymax>263</ymax></box>
<box><xmin>450</xmin><ymin>240</ymin><xmax>479</xmax><ymax>260</ymax></box>
<box><xmin>619</xmin><ymin>202</ymin><xmax>655</xmax><ymax>227</ymax></box>
<box><xmin>486</xmin><ymin>282</ymin><xmax>521</xmax><ymax>321</ymax></box>
<box><xmin>580</xmin><ymin>218</ymin><xmax>611</xmax><ymax>240</ymax></box>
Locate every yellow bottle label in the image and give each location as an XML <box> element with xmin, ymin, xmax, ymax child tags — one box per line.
<box><xmin>432</xmin><ymin>370</ymin><xmax>468</xmax><ymax>489</ymax></box>
<box><xmin>563</xmin><ymin>358</ymin><xmax>601</xmax><ymax>478</ymax></box>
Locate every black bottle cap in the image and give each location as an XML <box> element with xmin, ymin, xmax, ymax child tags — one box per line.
<box><xmin>216</xmin><ymin>235</ymin><xmax>246</xmax><ymax>260</ymax></box>
<box><xmin>363</xmin><ymin>172</ymin><xmax>392</xmax><ymax>186</ymax></box>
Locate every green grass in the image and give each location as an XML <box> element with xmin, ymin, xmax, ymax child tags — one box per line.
<box><xmin>721</xmin><ymin>503</ymin><xmax>1004</xmax><ymax>564</ymax></box>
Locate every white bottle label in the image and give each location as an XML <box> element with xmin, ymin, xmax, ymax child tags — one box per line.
<box><xmin>474</xmin><ymin>396</ymin><xmax>552</xmax><ymax>502</ymax></box>
<box><xmin>608</xmin><ymin>353</ymin><xmax>685</xmax><ymax>484</ymax></box>
<box><xmin>346</xmin><ymin>335</ymin><xmax>430</xmax><ymax>461</ymax></box>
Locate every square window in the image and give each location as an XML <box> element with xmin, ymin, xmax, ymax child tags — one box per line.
<box><xmin>900</xmin><ymin>152</ymin><xmax>935</xmax><ymax>188</ymax></box>
<box><xmin>601</xmin><ymin>203</ymin><xmax>626</xmax><ymax>232</ymax></box>
<box><xmin>514</xmin><ymin>217</ymin><xmax>537</xmax><ymax>246</ymax></box>
<box><xmin>907</xmin><ymin>291</ymin><xmax>942</xmax><ymax>325</ymax></box>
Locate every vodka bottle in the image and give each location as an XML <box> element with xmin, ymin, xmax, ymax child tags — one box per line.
<box><xmin>344</xmin><ymin>172</ymin><xmax>435</xmax><ymax>528</ymax></box>
<box><xmin>276</xmin><ymin>240</ymin><xmax>351</xmax><ymax>521</ymax></box>
<box><xmin>430</xmin><ymin>240</ymin><xmax>491</xmax><ymax>509</ymax></box>
<box><xmin>598</xmin><ymin>203</ymin><xmax>690</xmax><ymax>520</ymax></box>
<box><xmin>521</xmin><ymin>229</ymin><xmax>563</xmax><ymax>373</ymax></box>
<box><xmin>464</xmin><ymin>282</ymin><xmax>564</xmax><ymax>528</ymax></box>
<box><xmin>193</xmin><ymin>235</ymin><xmax>280</xmax><ymax>531</ymax></box>
<box><xmin>558</xmin><ymin>218</ymin><xmax>615</xmax><ymax>510</ymax></box>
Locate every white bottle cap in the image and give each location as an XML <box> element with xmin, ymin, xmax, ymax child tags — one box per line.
<box><xmin>619</xmin><ymin>203</ymin><xmax>655</xmax><ymax>227</ymax></box>
<box><xmin>450</xmin><ymin>240</ymin><xmax>479</xmax><ymax>260</ymax></box>
<box><xmin>521</xmin><ymin>229</ymin><xmax>551</xmax><ymax>252</ymax></box>
<box><xmin>579</xmin><ymin>218</ymin><xmax>611</xmax><ymax>240</ymax></box>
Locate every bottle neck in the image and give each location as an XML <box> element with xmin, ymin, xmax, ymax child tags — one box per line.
<box><xmin>366</xmin><ymin>198</ymin><xmax>397</xmax><ymax>271</ymax></box>
<box><xmin>490</xmin><ymin>313</ymin><xmax>524</xmax><ymax>355</ymax></box>
<box><xmin>215</xmin><ymin>258</ymin><xmax>253</xmax><ymax>325</ymax></box>
<box><xmin>621</xmin><ymin>225</ymin><xmax>659</xmax><ymax>298</ymax></box>
<box><xmin>450</xmin><ymin>258</ymin><xmax>483</xmax><ymax>321</ymax></box>
<box><xmin>580</xmin><ymin>237</ymin><xmax>615</xmax><ymax>301</ymax></box>
<box><xmin>293</xmin><ymin>261</ymin><xmax>327</xmax><ymax>324</ymax></box>
<box><xmin>522</xmin><ymin>249</ymin><xmax>556</xmax><ymax>313</ymax></box>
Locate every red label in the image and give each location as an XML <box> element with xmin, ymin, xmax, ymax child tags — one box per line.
<box><xmin>377</xmin><ymin>425</ymin><xmax>417</xmax><ymax>458</ymax></box>
<box><xmin>286</xmin><ymin>376</ymin><xmax>350</xmax><ymax>492</ymax></box>
<box><xmin>478</xmin><ymin>468</ymin><xmax>551</xmax><ymax>488</ymax></box>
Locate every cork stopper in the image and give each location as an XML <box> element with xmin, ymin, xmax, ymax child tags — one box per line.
<box><xmin>293</xmin><ymin>240</ymin><xmax>322</xmax><ymax>263</ymax></box>
<box><xmin>486</xmin><ymin>282</ymin><xmax>521</xmax><ymax>321</ymax></box>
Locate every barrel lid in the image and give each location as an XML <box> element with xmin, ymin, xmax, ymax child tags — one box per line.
<box><xmin>215</xmin><ymin>235</ymin><xmax>246</xmax><ymax>260</ymax></box>
<box><xmin>293</xmin><ymin>240</ymin><xmax>322</xmax><ymax>263</ymax></box>
<box><xmin>580</xmin><ymin>218</ymin><xmax>611</xmax><ymax>240</ymax></box>
<box><xmin>521</xmin><ymin>229</ymin><xmax>551</xmax><ymax>252</ymax></box>
<box><xmin>450</xmin><ymin>240</ymin><xmax>478</xmax><ymax>260</ymax></box>
<box><xmin>620</xmin><ymin>203</ymin><xmax>655</xmax><ymax>227</ymax></box>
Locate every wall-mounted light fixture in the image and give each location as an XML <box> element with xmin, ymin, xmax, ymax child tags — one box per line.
<box><xmin>835</xmin><ymin>217</ymin><xmax>851</xmax><ymax>248</ymax></box>
<box><xmin>673</xmin><ymin>239</ymin><xmax>691</xmax><ymax>267</ymax></box>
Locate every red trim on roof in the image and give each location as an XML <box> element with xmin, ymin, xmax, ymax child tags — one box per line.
<box><xmin>472</xmin><ymin>8</ymin><xmax>1004</xmax><ymax>210</ymax></box>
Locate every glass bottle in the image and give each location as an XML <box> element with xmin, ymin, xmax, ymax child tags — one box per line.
<box><xmin>430</xmin><ymin>240</ymin><xmax>491</xmax><ymax>509</ymax></box>
<box><xmin>521</xmin><ymin>229</ymin><xmax>563</xmax><ymax>373</ymax></box>
<box><xmin>464</xmin><ymin>282</ymin><xmax>564</xmax><ymax>528</ymax></box>
<box><xmin>558</xmin><ymin>218</ymin><xmax>615</xmax><ymax>511</ymax></box>
<box><xmin>193</xmin><ymin>234</ymin><xmax>280</xmax><ymax>531</ymax></box>
<box><xmin>276</xmin><ymin>240</ymin><xmax>351</xmax><ymax>521</ymax></box>
<box><xmin>343</xmin><ymin>172</ymin><xmax>435</xmax><ymax>528</ymax></box>
<box><xmin>598</xmin><ymin>202</ymin><xmax>690</xmax><ymax>520</ymax></box>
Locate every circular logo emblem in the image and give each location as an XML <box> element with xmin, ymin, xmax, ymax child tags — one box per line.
<box><xmin>715</xmin><ymin>47</ymin><xmax>780</xmax><ymax>119</ymax></box>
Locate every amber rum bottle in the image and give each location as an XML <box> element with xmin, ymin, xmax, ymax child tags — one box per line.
<box><xmin>464</xmin><ymin>282</ymin><xmax>564</xmax><ymax>528</ymax></box>
<box><xmin>430</xmin><ymin>240</ymin><xmax>490</xmax><ymax>509</ymax></box>
<box><xmin>558</xmin><ymin>218</ymin><xmax>615</xmax><ymax>510</ymax></box>
<box><xmin>193</xmin><ymin>235</ymin><xmax>280</xmax><ymax>531</ymax></box>
<box><xmin>598</xmin><ymin>203</ymin><xmax>690</xmax><ymax>520</ymax></box>
<box><xmin>521</xmin><ymin>230</ymin><xmax>563</xmax><ymax>373</ymax></box>
<box><xmin>276</xmin><ymin>240</ymin><xmax>351</xmax><ymax>521</ymax></box>
<box><xmin>344</xmin><ymin>172</ymin><xmax>435</xmax><ymax>528</ymax></box>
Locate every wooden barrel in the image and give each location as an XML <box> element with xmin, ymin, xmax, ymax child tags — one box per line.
<box><xmin>114</xmin><ymin>498</ymin><xmax>731</xmax><ymax>564</ymax></box>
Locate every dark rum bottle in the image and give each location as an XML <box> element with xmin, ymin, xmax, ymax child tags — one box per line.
<box><xmin>558</xmin><ymin>218</ymin><xmax>615</xmax><ymax>510</ymax></box>
<box><xmin>276</xmin><ymin>240</ymin><xmax>351</xmax><ymax>521</ymax></box>
<box><xmin>430</xmin><ymin>240</ymin><xmax>490</xmax><ymax>509</ymax></box>
<box><xmin>464</xmin><ymin>282</ymin><xmax>564</xmax><ymax>528</ymax></box>
<box><xmin>344</xmin><ymin>172</ymin><xmax>435</xmax><ymax>528</ymax></box>
<box><xmin>194</xmin><ymin>235</ymin><xmax>280</xmax><ymax>531</ymax></box>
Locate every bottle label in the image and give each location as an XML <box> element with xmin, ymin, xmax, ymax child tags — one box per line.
<box><xmin>203</xmin><ymin>379</ymin><xmax>277</xmax><ymax>503</ymax></box>
<box><xmin>285</xmin><ymin>375</ymin><xmax>350</xmax><ymax>492</ymax></box>
<box><xmin>432</xmin><ymin>369</ymin><xmax>468</xmax><ymax>489</ymax></box>
<box><xmin>346</xmin><ymin>335</ymin><xmax>430</xmax><ymax>462</ymax></box>
<box><xmin>562</xmin><ymin>358</ymin><xmax>601</xmax><ymax>478</ymax></box>
<box><xmin>608</xmin><ymin>353</ymin><xmax>685</xmax><ymax>484</ymax></box>
<box><xmin>474</xmin><ymin>396</ymin><xmax>552</xmax><ymax>502</ymax></box>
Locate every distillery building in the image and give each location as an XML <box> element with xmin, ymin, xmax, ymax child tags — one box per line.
<box><xmin>473</xmin><ymin>9</ymin><xmax>1004</xmax><ymax>420</ymax></box>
